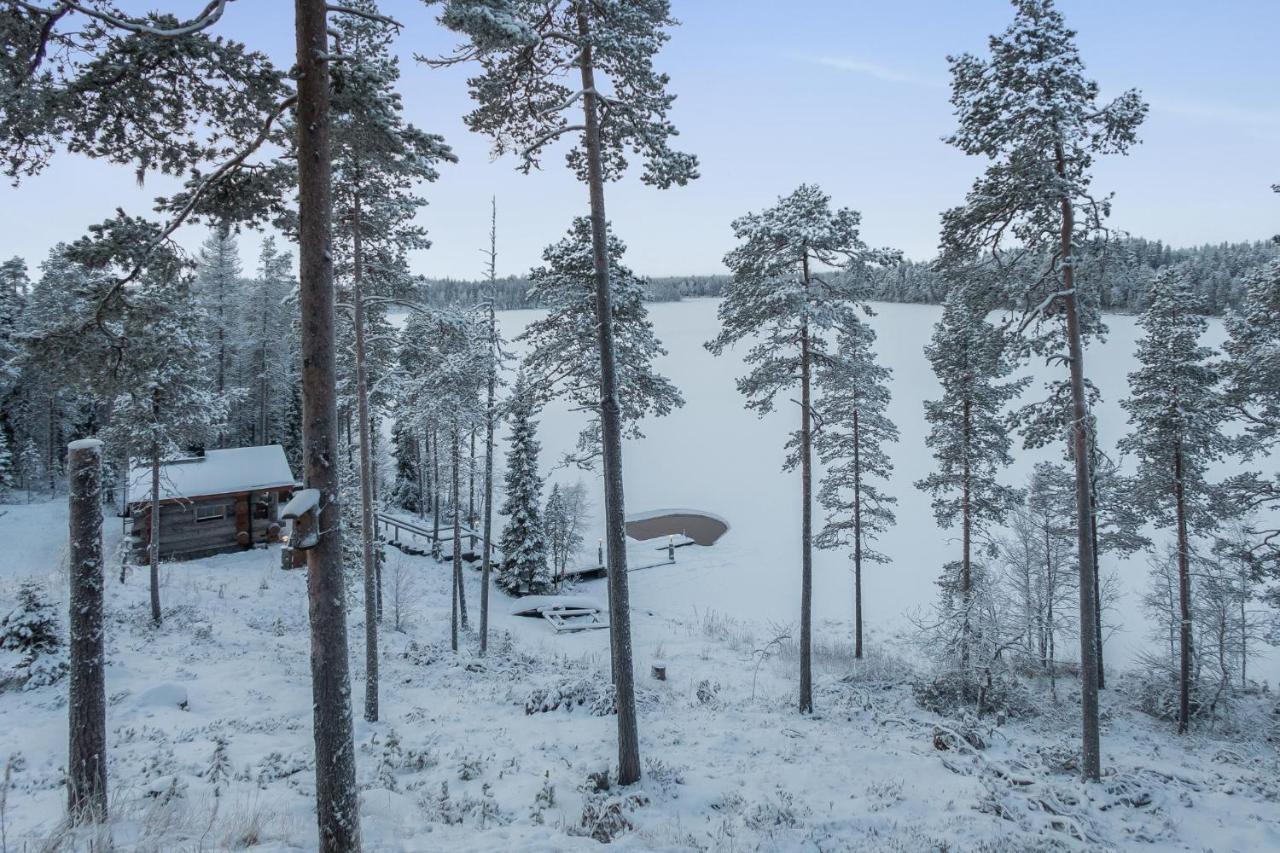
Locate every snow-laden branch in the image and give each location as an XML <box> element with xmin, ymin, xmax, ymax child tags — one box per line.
<box><xmin>326</xmin><ymin>4</ymin><xmax>401</xmax><ymax>29</ymax></box>
<box><xmin>16</xmin><ymin>0</ymin><xmax>232</xmax><ymax>37</ymax></box>
<box><xmin>90</xmin><ymin>92</ymin><xmax>298</xmax><ymax>338</ymax></box>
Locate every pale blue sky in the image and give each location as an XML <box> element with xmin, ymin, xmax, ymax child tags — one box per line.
<box><xmin>3</xmin><ymin>0</ymin><xmax>1277</xmax><ymax>279</ymax></box>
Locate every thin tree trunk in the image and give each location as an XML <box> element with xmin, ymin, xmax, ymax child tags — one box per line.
<box><xmin>468</xmin><ymin>428</ymin><xmax>477</xmax><ymax>549</ymax></box>
<box><xmin>961</xmin><ymin>397</ymin><xmax>972</xmax><ymax>672</ymax></box>
<box><xmin>1087</xmin><ymin>435</ymin><xmax>1105</xmax><ymax>689</ymax></box>
<box><xmin>1173</xmin><ymin>433</ymin><xmax>1193</xmax><ymax>734</ymax></box>
<box><xmin>578</xmin><ymin>8</ymin><xmax>641</xmax><ymax>784</ymax></box>
<box><xmin>371</xmin><ymin>426</ymin><xmax>382</xmax><ymax>621</ymax></box>
<box><xmin>352</xmin><ymin>192</ymin><xmax>379</xmax><ymax>724</ymax></box>
<box><xmin>798</xmin><ymin>250</ymin><xmax>814</xmax><ymax>714</ymax></box>
<box><xmin>480</xmin><ymin>198</ymin><xmax>498</xmax><ymax>657</ymax></box>
<box><xmin>149</xmin><ymin>437</ymin><xmax>162</xmax><ymax>626</ymax></box>
<box><xmin>1057</xmin><ymin>142</ymin><xmax>1102</xmax><ymax>782</ymax></box>
<box><xmin>431</xmin><ymin>426</ymin><xmax>440</xmax><ymax>547</ymax></box>
<box><xmin>852</xmin><ymin>409</ymin><xmax>863</xmax><ymax>660</ymax></box>
<box><xmin>417</xmin><ymin>435</ymin><xmax>426</xmax><ymax>520</ymax></box>
<box><xmin>295</xmin><ymin>2</ymin><xmax>361</xmax><ymax>846</ymax></box>
<box><xmin>67</xmin><ymin>439</ymin><xmax>107</xmax><ymax>824</ymax></box>
<box><xmin>452</xmin><ymin>427</ymin><xmax>468</xmax><ymax>631</ymax></box>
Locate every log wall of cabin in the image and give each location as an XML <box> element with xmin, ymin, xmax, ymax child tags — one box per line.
<box><xmin>132</xmin><ymin>488</ymin><xmax>291</xmax><ymax>561</ymax></box>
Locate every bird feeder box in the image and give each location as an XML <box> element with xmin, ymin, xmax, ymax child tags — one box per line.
<box><xmin>281</xmin><ymin>488</ymin><xmax>321</xmax><ymax>551</ymax></box>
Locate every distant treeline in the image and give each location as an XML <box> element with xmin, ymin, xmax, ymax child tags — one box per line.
<box><xmin>416</xmin><ymin>237</ymin><xmax>1277</xmax><ymax>316</ymax></box>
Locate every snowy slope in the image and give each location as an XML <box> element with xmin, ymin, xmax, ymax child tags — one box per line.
<box><xmin>1</xmin><ymin>499</ymin><xmax>1277</xmax><ymax>851</ymax></box>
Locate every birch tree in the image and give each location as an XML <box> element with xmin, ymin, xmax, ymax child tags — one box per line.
<box><xmin>939</xmin><ymin>0</ymin><xmax>1146</xmax><ymax>780</ymax></box>
<box><xmin>708</xmin><ymin>184</ymin><xmax>897</xmax><ymax>713</ymax></box>
<box><xmin>435</xmin><ymin>0</ymin><xmax>698</xmax><ymax>785</ymax></box>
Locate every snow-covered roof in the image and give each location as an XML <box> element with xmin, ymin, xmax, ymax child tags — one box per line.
<box><xmin>127</xmin><ymin>445</ymin><xmax>296</xmax><ymax>502</ymax></box>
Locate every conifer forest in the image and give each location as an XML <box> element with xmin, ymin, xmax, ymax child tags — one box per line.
<box><xmin>0</xmin><ymin>1</ymin><xmax>1277</xmax><ymax>850</ymax></box>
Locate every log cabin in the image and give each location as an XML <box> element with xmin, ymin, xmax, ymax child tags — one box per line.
<box><xmin>127</xmin><ymin>445</ymin><xmax>298</xmax><ymax>562</ymax></box>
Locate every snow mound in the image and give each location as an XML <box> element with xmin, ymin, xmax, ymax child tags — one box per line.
<box><xmin>136</xmin><ymin>683</ymin><xmax>189</xmax><ymax>710</ymax></box>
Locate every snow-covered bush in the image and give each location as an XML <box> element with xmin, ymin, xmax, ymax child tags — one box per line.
<box><xmin>912</xmin><ymin>667</ymin><xmax>1036</xmax><ymax>720</ymax></box>
<box><xmin>0</xmin><ymin>581</ymin><xmax>65</xmax><ymax>688</ymax></box>
<box><xmin>573</xmin><ymin>791</ymin><xmax>649</xmax><ymax>843</ymax></box>
<box><xmin>524</xmin><ymin>676</ymin><xmax>615</xmax><ymax>716</ymax></box>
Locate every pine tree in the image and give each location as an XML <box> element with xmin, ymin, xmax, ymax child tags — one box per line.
<box><xmin>240</xmin><ymin>238</ymin><xmax>297</xmax><ymax>448</ymax></box>
<box><xmin>1221</xmin><ymin>257</ymin><xmax>1280</xmax><ymax>568</ymax></box>
<box><xmin>939</xmin><ymin>0</ymin><xmax>1147</xmax><ymax>781</ymax></box>
<box><xmin>479</xmin><ymin>197</ymin><xmax>510</xmax><ymax>656</ymax></box>
<box><xmin>104</xmin><ymin>267</ymin><xmax>227</xmax><ymax>627</ymax></box>
<box><xmin>1120</xmin><ymin>266</ymin><xmax>1230</xmax><ymax>734</ymax></box>
<box><xmin>498</xmin><ymin>373</ymin><xmax>552</xmax><ymax>596</ymax></box>
<box><xmin>916</xmin><ymin>287</ymin><xmax>1027</xmax><ymax>683</ymax></box>
<box><xmin>708</xmin><ymin>184</ymin><xmax>898</xmax><ymax>713</ymax></box>
<box><xmin>814</xmin><ymin>316</ymin><xmax>898</xmax><ymax>659</ymax></box>
<box><xmin>194</xmin><ymin>229</ymin><xmax>244</xmax><ymax>411</ymax></box>
<box><xmin>390</xmin><ymin>420</ymin><xmax>422</xmax><ymax>513</ymax></box>
<box><xmin>520</xmin><ymin>217</ymin><xmax>683</xmax><ymax>465</ymax></box>
<box><xmin>328</xmin><ymin>0</ymin><xmax>454</xmax><ymax>725</ymax></box>
<box><xmin>4</xmin><ymin>4</ymin><xmax>364</xmax><ymax>845</ymax></box>
<box><xmin>0</xmin><ymin>429</ymin><xmax>13</xmax><ymax>499</ymax></box>
<box><xmin>438</xmin><ymin>0</ymin><xmax>698</xmax><ymax>785</ymax></box>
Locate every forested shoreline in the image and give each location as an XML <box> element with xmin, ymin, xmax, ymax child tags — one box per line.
<box><xmin>416</xmin><ymin>236</ymin><xmax>1278</xmax><ymax>315</ymax></box>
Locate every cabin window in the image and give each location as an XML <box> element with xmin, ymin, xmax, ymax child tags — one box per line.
<box><xmin>194</xmin><ymin>503</ymin><xmax>226</xmax><ymax>523</ymax></box>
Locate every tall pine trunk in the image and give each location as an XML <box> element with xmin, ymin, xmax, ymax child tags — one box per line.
<box><xmin>480</xmin><ymin>204</ymin><xmax>498</xmax><ymax>657</ymax></box>
<box><xmin>1057</xmin><ymin>142</ymin><xmax>1102</xmax><ymax>782</ymax></box>
<box><xmin>577</xmin><ymin>7</ymin><xmax>641</xmax><ymax>785</ymax></box>
<box><xmin>1173</xmin><ymin>432</ymin><xmax>1193</xmax><ymax>734</ymax></box>
<box><xmin>852</xmin><ymin>409</ymin><xmax>863</xmax><ymax>659</ymax></box>
<box><xmin>149</xmin><ymin>436</ymin><xmax>162</xmax><ymax>626</ymax></box>
<box><xmin>67</xmin><ymin>439</ymin><xmax>107</xmax><ymax>823</ymax></box>
<box><xmin>798</xmin><ymin>251</ymin><xmax>814</xmax><ymax>714</ymax></box>
<box><xmin>295</xmin><ymin>2</ymin><xmax>361</xmax><ymax>846</ymax></box>
<box><xmin>352</xmin><ymin>192</ymin><xmax>379</xmax><ymax>724</ymax></box>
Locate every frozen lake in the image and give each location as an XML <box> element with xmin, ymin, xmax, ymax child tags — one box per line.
<box><xmin>406</xmin><ymin>297</ymin><xmax>1278</xmax><ymax>683</ymax></box>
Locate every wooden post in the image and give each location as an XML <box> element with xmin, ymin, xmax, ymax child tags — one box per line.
<box><xmin>67</xmin><ymin>439</ymin><xmax>107</xmax><ymax>823</ymax></box>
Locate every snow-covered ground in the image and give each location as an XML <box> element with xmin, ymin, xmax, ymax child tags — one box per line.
<box><xmin>1</xmin><ymin>498</ymin><xmax>1277</xmax><ymax>851</ymax></box>
<box><xmin>2</xmin><ymin>297</ymin><xmax>1277</xmax><ymax>850</ymax></box>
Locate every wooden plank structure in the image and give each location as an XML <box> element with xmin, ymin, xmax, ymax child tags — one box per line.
<box><xmin>127</xmin><ymin>445</ymin><xmax>297</xmax><ymax>562</ymax></box>
<box><xmin>376</xmin><ymin>511</ymin><xmax>491</xmax><ymax>563</ymax></box>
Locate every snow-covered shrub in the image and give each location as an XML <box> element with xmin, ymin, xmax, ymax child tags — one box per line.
<box><xmin>254</xmin><ymin>751</ymin><xmax>311</xmax><ymax>789</ymax></box>
<box><xmin>695</xmin><ymin>678</ymin><xmax>721</xmax><ymax>707</ymax></box>
<box><xmin>744</xmin><ymin>786</ymin><xmax>804</xmax><ymax>832</ymax></box>
<box><xmin>642</xmin><ymin>757</ymin><xmax>685</xmax><ymax>793</ymax></box>
<box><xmin>573</xmin><ymin>791</ymin><xmax>649</xmax><ymax>843</ymax></box>
<box><xmin>205</xmin><ymin>736</ymin><xmax>232</xmax><ymax>796</ymax></box>
<box><xmin>0</xmin><ymin>581</ymin><xmax>65</xmax><ymax>687</ymax></box>
<box><xmin>912</xmin><ymin>667</ymin><xmax>1035</xmax><ymax>719</ymax></box>
<box><xmin>529</xmin><ymin>772</ymin><xmax>556</xmax><ymax>825</ymax></box>
<box><xmin>524</xmin><ymin>676</ymin><xmax>615</xmax><ymax>716</ymax></box>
